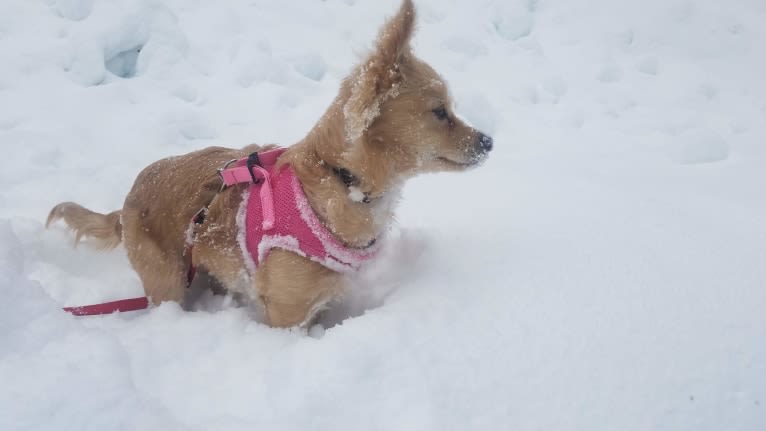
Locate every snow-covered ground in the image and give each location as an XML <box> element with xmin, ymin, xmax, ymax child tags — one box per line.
<box><xmin>2</xmin><ymin>0</ymin><xmax>765</xmax><ymax>429</ymax></box>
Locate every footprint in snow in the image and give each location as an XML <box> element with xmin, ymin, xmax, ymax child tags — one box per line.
<box><xmin>672</xmin><ymin>129</ymin><xmax>729</xmax><ymax>165</ymax></box>
<box><xmin>443</xmin><ymin>36</ymin><xmax>488</xmax><ymax>59</ymax></box>
<box><xmin>636</xmin><ymin>56</ymin><xmax>659</xmax><ymax>75</ymax></box>
<box><xmin>291</xmin><ymin>53</ymin><xmax>327</xmax><ymax>82</ymax></box>
<box><xmin>48</xmin><ymin>0</ymin><xmax>94</xmax><ymax>21</ymax></box>
<box><xmin>597</xmin><ymin>63</ymin><xmax>624</xmax><ymax>83</ymax></box>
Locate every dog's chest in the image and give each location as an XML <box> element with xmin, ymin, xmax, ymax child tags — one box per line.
<box><xmin>236</xmin><ymin>165</ymin><xmax>380</xmax><ymax>275</ymax></box>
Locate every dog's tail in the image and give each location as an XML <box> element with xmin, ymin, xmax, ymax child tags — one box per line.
<box><xmin>46</xmin><ymin>202</ymin><xmax>123</xmax><ymax>249</ymax></box>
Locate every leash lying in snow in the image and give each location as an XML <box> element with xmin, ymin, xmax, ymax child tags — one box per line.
<box><xmin>63</xmin><ymin>296</ymin><xmax>149</xmax><ymax>316</ymax></box>
<box><xmin>63</xmin><ymin>248</ymin><xmax>204</xmax><ymax>315</ymax></box>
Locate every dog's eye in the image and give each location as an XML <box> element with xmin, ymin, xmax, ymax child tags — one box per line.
<box><xmin>432</xmin><ymin>106</ymin><xmax>449</xmax><ymax>121</ymax></box>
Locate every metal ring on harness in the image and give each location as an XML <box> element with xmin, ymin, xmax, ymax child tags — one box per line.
<box><xmin>217</xmin><ymin>159</ymin><xmax>239</xmax><ymax>192</ymax></box>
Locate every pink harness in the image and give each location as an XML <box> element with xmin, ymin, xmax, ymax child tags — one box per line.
<box><xmin>219</xmin><ymin>148</ymin><xmax>378</xmax><ymax>273</ymax></box>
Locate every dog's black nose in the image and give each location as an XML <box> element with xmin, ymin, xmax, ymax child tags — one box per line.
<box><xmin>478</xmin><ymin>133</ymin><xmax>493</xmax><ymax>152</ymax></box>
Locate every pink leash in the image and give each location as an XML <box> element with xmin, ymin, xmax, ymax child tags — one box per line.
<box><xmin>61</xmin><ymin>149</ymin><xmax>281</xmax><ymax>317</ymax></box>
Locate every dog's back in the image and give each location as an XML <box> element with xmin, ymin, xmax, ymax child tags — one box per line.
<box><xmin>48</xmin><ymin>144</ymin><xmax>264</xmax><ymax>302</ymax></box>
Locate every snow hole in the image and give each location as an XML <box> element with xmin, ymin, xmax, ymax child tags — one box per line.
<box><xmin>105</xmin><ymin>45</ymin><xmax>142</xmax><ymax>78</ymax></box>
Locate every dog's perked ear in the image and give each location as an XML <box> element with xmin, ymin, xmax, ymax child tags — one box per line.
<box><xmin>343</xmin><ymin>0</ymin><xmax>416</xmax><ymax>143</ymax></box>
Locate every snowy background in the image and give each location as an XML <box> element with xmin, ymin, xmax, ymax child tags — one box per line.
<box><xmin>1</xmin><ymin>0</ymin><xmax>765</xmax><ymax>429</ymax></box>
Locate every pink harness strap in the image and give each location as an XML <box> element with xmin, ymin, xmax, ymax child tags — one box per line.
<box><xmin>220</xmin><ymin>148</ymin><xmax>378</xmax><ymax>273</ymax></box>
<box><xmin>220</xmin><ymin>150</ymin><xmax>283</xmax><ymax>230</ymax></box>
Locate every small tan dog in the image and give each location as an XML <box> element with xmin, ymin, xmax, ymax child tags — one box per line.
<box><xmin>47</xmin><ymin>0</ymin><xmax>492</xmax><ymax>327</ymax></box>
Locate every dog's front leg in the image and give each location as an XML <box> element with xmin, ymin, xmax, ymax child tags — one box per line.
<box><xmin>255</xmin><ymin>249</ymin><xmax>344</xmax><ymax>328</ymax></box>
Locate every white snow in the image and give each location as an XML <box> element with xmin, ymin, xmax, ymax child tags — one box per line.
<box><xmin>1</xmin><ymin>0</ymin><xmax>766</xmax><ymax>430</ymax></box>
<box><xmin>348</xmin><ymin>186</ymin><xmax>366</xmax><ymax>203</ymax></box>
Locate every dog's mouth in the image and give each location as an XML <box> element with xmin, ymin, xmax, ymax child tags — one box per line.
<box><xmin>436</xmin><ymin>152</ymin><xmax>488</xmax><ymax>168</ymax></box>
<box><xmin>437</xmin><ymin>157</ymin><xmax>475</xmax><ymax>167</ymax></box>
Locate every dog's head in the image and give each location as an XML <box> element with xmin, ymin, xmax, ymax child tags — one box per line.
<box><xmin>332</xmin><ymin>0</ymin><xmax>492</xmax><ymax>194</ymax></box>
